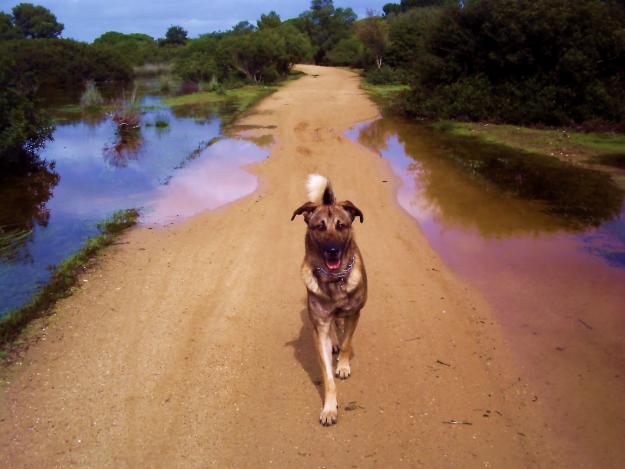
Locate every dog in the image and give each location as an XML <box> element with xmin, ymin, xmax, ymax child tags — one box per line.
<box><xmin>291</xmin><ymin>174</ymin><xmax>367</xmax><ymax>426</ymax></box>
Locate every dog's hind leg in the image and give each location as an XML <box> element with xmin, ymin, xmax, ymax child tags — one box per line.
<box><xmin>336</xmin><ymin>312</ymin><xmax>360</xmax><ymax>380</ymax></box>
<box><xmin>314</xmin><ymin>321</ymin><xmax>338</xmax><ymax>426</ymax></box>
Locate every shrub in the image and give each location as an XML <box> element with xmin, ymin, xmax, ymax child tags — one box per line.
<box><xmin>0</xmin><ymin>38</ymin><xmax>133</xmax><ymax>92</ymax></box>
<box><xmin>365</xmin><ymin>65</ymin><xmax>401</xmax><ymax>85</ymax></box>
<box><xmin>327</xmin><ymin>36</ymin><xmax>365</xmax><ymax>67</ymax></box>
<box><xmin>159</xmin><ymin>75</ymin><xmax>175</xmax><ymax>93</ymax></box>
<box><xmin>79</xmin><ymin>81</ymin><xmax>104</xmax><ymax>109</ymax></box>
<box><xmin>154</xmin><ymin>114</ymin><xmax>169</xmax><ymax>128</ymax></box>
<box><xmin>110</xmin><ymin>88</ymin><xmax>141</xmax><ymax>132</ymax></box>
<box><xmin>402</xmin><ymin>0</ymin><xmax>625</xmax><ymax>125</ymax></box>
<box><xmin>176</xmin><ymin>81</ymin><xmax>199</xmax><ymax>96</ymax></box>
<box><xmin>0</xmin><ymin>49</ymin><xmax>53</xmax><ymax>177</ymax></box>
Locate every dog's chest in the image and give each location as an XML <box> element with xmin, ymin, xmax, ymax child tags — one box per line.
<box><xmin>322</xmin><ymin>280</ymin><xmax>363</xmax><ymax>314</ymax></box>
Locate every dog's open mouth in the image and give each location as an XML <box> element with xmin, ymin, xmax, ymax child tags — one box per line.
<box><xmin>323</xmin><ymin>250</ymin><xmax>342</xmax><ymax>270</ymax></box>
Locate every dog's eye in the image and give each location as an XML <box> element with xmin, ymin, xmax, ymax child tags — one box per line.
<box><xmin>317</xmin><ymin>223</ymin><xmax>326</xmax><ymax>231</ymax></box>
<box><xmin>336</xmin><ymin>221</ymin><xmax>345</xmax><ymax>230</ymax></box>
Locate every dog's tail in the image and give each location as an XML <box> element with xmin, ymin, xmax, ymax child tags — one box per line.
<box><xmin>307</xmin><ymin>174</ymin><xmax>335</xmax><ymax>205</ymax></box>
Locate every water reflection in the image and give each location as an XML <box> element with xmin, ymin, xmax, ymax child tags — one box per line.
<box><xmin>0</xmin><ymin>164</ymin><xmax>59</xmax><ymax>262</ymax></box>
<box><xmin>143</xmin><ymin>139</ymin><xmax>266</xmax><ymax>224</ymax></box>
<box><xmin>349</xmin><ymin>118</ymin><xmax>625</xmax><ymax>461</ymax></box>
<box><xmin>103</xmin><ymin>130</ymin><xmax>143</xmax><ymax>168</ymax></box>
<box><xmin>352</xmin><ymin>118</ymin><xmax>623</xmax><ymax>235</ymax></box>
<box><xmin>0</xmin><ymin>94</ymin><xmax>267</xmax><ymax>316</ymax></box>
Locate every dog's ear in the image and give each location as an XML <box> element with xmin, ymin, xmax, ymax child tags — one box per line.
<box><xmin>338</xmin><ymin>200</ymin><xmax>364</xmax><ymax>223</ymax></box>
<box><xmin>291</xmin><ymin>202</ymin><xmax>317</xmax><ymax>223</ymax></box>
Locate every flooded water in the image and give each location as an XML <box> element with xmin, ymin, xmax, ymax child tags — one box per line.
<box><xmin>0</xmin><ymin>92</ymin><xmax>267</xmax><ymax>317</ymax></box>
<box><xmin>348</xmin><ymin>118</ymin><xmax>625</xmax><ymax>464</ymax></box>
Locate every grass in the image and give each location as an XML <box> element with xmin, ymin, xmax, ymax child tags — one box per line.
<box><xmin>433</xmin><ymin>121</ymin><xmax>625</xmax><ymax>189</ymax></box>
<box><xmin>80</xmin><ymin>81</ymin><xmax>104</xmax><ymax>109</ymax></box>
<box><xmin>360</xmin><ymin>82</ymin><xmax>410</xmax><ymax>112</ymax></box>
<box><xmin>163</xmin><ymin>84</ymin><xmax>277</xmax><ymax>107</ymax></box>
<box><xmin>163</xmin><ymin>71</ymin><xmax>305</xmax><ymax>122</ymax></box>
<box><xmin>0</xmin><ymin>209</ymin><xmax>139</xmax><ymax>347</ymax></box>
<box><xmin>154</xmin><ymin>114</ymin><xmax>169</xmax><ymax>128</ymax></box>
<box><xmin>435</xmin><ymin>121</ymin><xmax>625</xmax><ymax>161</ymax></box>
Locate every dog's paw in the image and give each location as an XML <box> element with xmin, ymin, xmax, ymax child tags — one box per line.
<box><xmin>319</xmin><ymin>406</ymin><xmax>338</xmax><ymax>426</ymax></box>
<box><xmin>335</xmin><ymin>361</ymin><xmax>351</xmax><ymax>379</ymax></box>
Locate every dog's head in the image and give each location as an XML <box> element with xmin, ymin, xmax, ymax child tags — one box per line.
<box><xmin>291</xmin><ymin>176</ymin><xmax>363</xmax><ymax>271</ymax></box>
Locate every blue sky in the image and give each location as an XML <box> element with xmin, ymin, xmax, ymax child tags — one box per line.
<box><xmin>0</xmin><ymin>0</ymin><xmax>389</xmax><ymax>42</ymax></box>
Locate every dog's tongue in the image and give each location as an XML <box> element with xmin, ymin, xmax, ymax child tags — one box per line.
<box><xmin>326</xmin><ymin>258</ymin><xmax>341</xmax><ymax>270</ymax></box>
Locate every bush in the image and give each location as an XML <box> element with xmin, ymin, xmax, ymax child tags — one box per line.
<box><xmin>365</xmin><ymin>65</ymin><xmax>402</xmax><ymax>85</ymax></box>
<box><xmin>327</xmin><ymin>36</ymin><xmax>365</xmax><ymax>67</ymax></box>
<box><xmin>110</xmin><ymin>88</ymin><xmax>141</xmax><ymax>132</ymax></box>
<box><xmin>0</xmin><ymin>50</ymin><xmax>53</xmax><ymax>177</ymax></box>
<box><xmin>0</xmin><ymin>38</ymin><xmax>133</xmax><ymax>92</ymax></box>
<box><xmin>159</xmin><ymin>75</ymin><xmax>175</xmax><ymax>93</ymax></box>
<box><xmin>176</xmin><ymin>81</ymin><xmax>199</xmax><ymax>96</ymax></box>
<box><xmin>154</xmin><ymin>114</ymin><xmax>169</xmax><ymax>128</ymax></box>
<box><xmin>402</xmin><ymin>0</ymin><xmax>625</xmax><ymax>125</ymax></box>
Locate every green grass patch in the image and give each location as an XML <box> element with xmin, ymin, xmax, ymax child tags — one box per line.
<box><xmin>0</xmin><ymin>209</ymin><xmax>139</xmax><ymax>347</ymax></box>
<box><xmin>163</xmin><ymin>71</ymin><xmax>303</xmax><ymax>123</ymax></box>
<box><xmin>360</xmin><ymin>82</ymin><xmax>410</xmax><ymax>108</ymax></box>
<box><xmin>163</xmin><ymin>85</ymin><xmax>277</xmax><ymax>107</ymax></box>
<box><xmin>438</xmin><ymin>122</ymin><xmax>625</xmax><ymax>157</ymax></box>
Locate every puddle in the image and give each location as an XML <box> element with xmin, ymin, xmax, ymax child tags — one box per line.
<box><xmin>142</xmin><ymin>139</ymin><xmax>266</xmax><ymax>224</ymax></box>
<box><xmin>0</xmin><ymin>94</ymin><xmax>268</xmax><ymax>316</ymax></box>
<box><xmin>348</xmin><ymin>117</ymin><xmax>625</xmax><ymax>463</ymax></box>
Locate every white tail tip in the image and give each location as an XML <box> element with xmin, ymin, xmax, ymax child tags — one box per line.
<box><xmin>306</xmin><ymin>174</ymin><xmax>329</xmax><ymax>203</ymax></box>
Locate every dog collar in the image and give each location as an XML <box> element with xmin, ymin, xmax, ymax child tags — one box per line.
<box><xmin>315</xmin><ymin>256</ymin><xmax>356</xmax><ymax>282</ymax></box>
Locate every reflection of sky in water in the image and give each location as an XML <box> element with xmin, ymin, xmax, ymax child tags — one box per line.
<box><xmin>0</xmin><ymin>98</ymin><xmax>265</xmax><ymax>316</ymax></box>
<box><xmin>346</xmin><ymin>121</ymin><xmax>625</xmax><ymax>269</ymax></box>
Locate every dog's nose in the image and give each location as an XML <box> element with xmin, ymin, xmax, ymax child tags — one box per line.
<box><xmin>327</xmin><ymin>248</ymin><xmax>339</xmax><ymax>256</ymax></box>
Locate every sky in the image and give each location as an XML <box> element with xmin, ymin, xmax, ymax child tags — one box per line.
<box><xmin>0</xmin><ymin>0</ymin><xmax>389</xmax><ymax>42</ymax></box>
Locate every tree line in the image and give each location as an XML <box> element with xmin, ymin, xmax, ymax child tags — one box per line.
<box><xmin>2</xmin><ymin>0</ymin><xmax>625</xmax><ymax>177</ymax></box>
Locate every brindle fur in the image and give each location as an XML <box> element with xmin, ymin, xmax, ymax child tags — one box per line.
<box><xmin>291</xmin><ymin>180</ymin><xmax>367</xmax><ymax>426</ymax></box>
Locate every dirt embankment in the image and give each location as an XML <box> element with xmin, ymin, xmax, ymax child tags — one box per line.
<box><xmin>1</xmin><ymin>66</ymin><xmax>572</xmax><ymax>467</ymax></box>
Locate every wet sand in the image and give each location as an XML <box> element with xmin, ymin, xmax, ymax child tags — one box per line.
<box><xmin>0</xmin><ymin>66</ymin><xmax>584</xmax><ymax>467</ymax></box>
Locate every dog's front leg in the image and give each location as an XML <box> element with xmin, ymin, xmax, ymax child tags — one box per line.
<box><xmin>314</xmin><ymin>321</ymin><xmax>338</xmax><ymax>425</ymax></box>
<box><xmin>336</xmin><ymin>312</ymin><xmax>360</xmax><ymax>379</ymax></box>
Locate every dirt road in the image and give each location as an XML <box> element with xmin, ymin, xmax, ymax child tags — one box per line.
<box><xmin>1</xmin><ymin>66</ymin><xmax>570</xmax><ymax>467</ymax></box>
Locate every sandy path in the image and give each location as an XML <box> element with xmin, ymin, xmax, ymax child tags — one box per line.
<box><xmin>1</xmin><ymin>66</ymin><xmax>570</xmax><ymax>467</ymax></box>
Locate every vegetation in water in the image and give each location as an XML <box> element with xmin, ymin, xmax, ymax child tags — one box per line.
<box><xmin>110</xmin><ymin>88</ymin><xmax>141</xmax><ymax>132</ymax></box>
<box><xmin>153</xmin><ymin>114</ymin><xmax>170</xmax><ymax>128</ymax></box>
<box><xmin>79</xmin><ymin>81</ymin><xmax>105</xmax><ymax>109</ymax></box>
<box><xmin>0</xmin><ymin>208</ymin><xmax>139</xmax><ymax>347</ymax></box>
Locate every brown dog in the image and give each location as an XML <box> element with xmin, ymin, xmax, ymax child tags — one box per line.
<box><xmin>291</xmin><ymin>174</ymin><xmax>367</xmax><ymax>425</ymax></box>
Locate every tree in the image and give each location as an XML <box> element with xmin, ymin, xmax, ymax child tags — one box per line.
<box><xmin>327</xmin><ymin>36</ymin><xmax>364</xmax><ymax>66</ymax></box>
<box><xmin>0</xmin><ymin>46</ymin><xmax>53</xmax><ymax>175</ymax></box>
<box><xmin>11</xmin><ymin>3</ymin><xmax>63</xmax><ymax>38</ymax></box>
<box><xmin>0</xmin><ymin>12</ymin><xmax>19</xmax><ymax>40</ymax></box>
<box><xmin>404</xmin><ymin>0</ymin><xmax>625</xmax><ymax>124</ymax></box>
<box><xmin>93</xmin><ymin>32</ymin><xmax>158</xmax><ymax>65</ymax></box>
<box><xmin>162</xmin><ymin>25</ymin><xmax>187</xmax><ymax>46</ymax></box>
<box><xmin>297</xmin><ymin>0</ymin><xmax>357</xmax><ymax>64</ymax></box>
<box><xmin>356</xmin><ymin>16</ymin><xmax>389</xmax><ymax>69</ymax></box>
<box><xmin>258</xmin><ymin>11</ymin><xmax>281</xmax><ymax>30</ymax></box>
<box><xmin>382</xmin><ymin>3</ymin><xmax>402</xmax><ymax>15</ymax></box>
